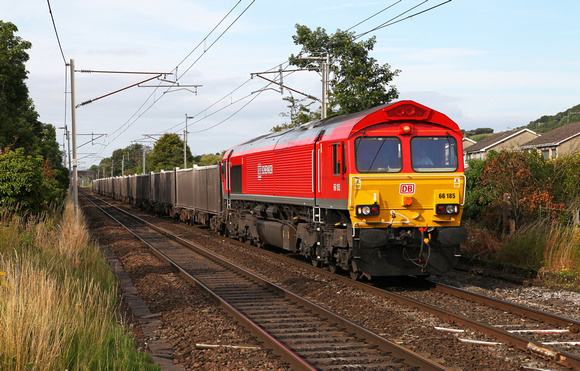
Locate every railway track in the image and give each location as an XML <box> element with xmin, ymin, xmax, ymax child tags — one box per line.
<box><xmin>267</xmin><ymin>241</ymin><xmax>580</xmax><ymax>369</ymax></box>
<box><xmin>296</xmin><ymin>259</ymin><xmax>580</xmax><ymax>369</ymax></box>
<box><xmin>388</xmin><ymin>282</ymin><xmax>580</xmax><ymax>370</ymax></box>
<box><xmin>83</xmin><ymin>191</ymin><xmax>447</xmax><ymax>370</ymax></box>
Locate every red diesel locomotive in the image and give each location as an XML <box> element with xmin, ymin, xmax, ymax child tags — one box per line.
<box><xmin>221</xmin><ymin>100</ymin><xmax>467</xmax><ymax>279</ymax></box>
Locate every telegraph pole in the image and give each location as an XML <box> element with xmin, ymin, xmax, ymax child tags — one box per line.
<box><xmin>184</xmin><ymin>114</ymin><xmax>187</xmax><ymax>169</ymax></box>
<box><xmin>251</xmin><ymin>61</ymin><xmax>326</xmax><ymax>115</ymax></box>
<box><xmin>69</xmin><ymin>59</ymin><xmax>79</xmax><ymax>216</ymax></box>
<box><xmin>321</xmin><ymin>56</ymin><xmax>329</xmax><ymax>119</ymax></box>
<box><xmin>184</xmin><ymin>114</ymin><xmax>194</xmax><ymax>169</ymax></box>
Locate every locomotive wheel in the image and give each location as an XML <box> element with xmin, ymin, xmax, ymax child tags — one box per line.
<box><xmin>349</xmin><ymin>270</ymin><xmax>361</xmax><ymax>281</ymax></box>
<box><xmin>349</xmin><ymin>261</ymin><xmax>362</xmax><ymax>280</ymax></box>
<box><xmin>328</xmin><ymin>260</ymin><xmax>339</xmax><ymax>274</ymax></box>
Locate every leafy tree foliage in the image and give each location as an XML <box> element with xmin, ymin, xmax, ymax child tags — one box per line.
<box><xmin>287</xmin><ymin>24</ymin><xmax>400</xmax><ymax>119</ymax></box>
<box><xmin>0</xmin><ymin>21</ymin><xmax>68</xmax><ymax>210</ymax></box>
<box><xmin>0</xmin><ymin>148</ymin><xmax>65</xmax><ymax>213</ymax></box>
<box><xmin>271</xmin><ymin>95</ymin><xmax>318</xmax><ymax>132</ymax></box>
<box><xmin>99</xmin><ymin>143</ymin><xmax>151</xmax><ymax>176</ymax></box>
<box><xmin>97</xmin><ymin>143</ymin><xmax>222</xmax><ymax>177</ymax></box>
<box><xmin>148</xmin><ymin>133</ymin><xmax>192</xmax><ymax>172</ymax></box>
<box><xmin>526</xmin><ymin>103</ymin><xmax>580</xmax><ymax>134</ymax></box>
<box><xmin>548</xmin><ymin>153</ymin><xmax>580</xmax><ymax>204</ymax></box>
<box><xmin>473</xmin><ymin>128</ymin><xmax>494</xmax><ymax>135</ymax></box>
<box><xmin>464</xmin><ymin>150</ymin><xmax>572</xmax><ymax>230</ymax></box>
<box><xmin>0</xmin><ymin>21</ymin><xmax>34</xmax><ymax>150</ymax></box>
<box><xmin>192</xmin><ymin>153</ymin><xmax>223</xmax><ymax>166</ymax></box>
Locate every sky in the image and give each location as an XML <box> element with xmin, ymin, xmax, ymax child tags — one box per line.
<box><xmin>2</xmin><ymin>0</ymin><xmax>579</xmax><ymax>169</ymax></box>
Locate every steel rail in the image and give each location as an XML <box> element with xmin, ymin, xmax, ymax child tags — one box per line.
<box><xmin>433</xmin><ymin>283</ymin><xmax>580</xmax><ymax>333</ymax></box>
<box><xmin>83</xmin><ymin>191</ymin><xmax>448</xmax><ymax>371</ymax></box>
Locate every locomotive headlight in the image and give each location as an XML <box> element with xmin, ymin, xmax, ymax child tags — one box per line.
<box><xmin>436</xmin><ymin>204</ymin><xmax>460</xmax><ymax>215</ymax></box>
<box><xmin>356</xmin><ymin>204</ymin><xmax>380</xmax><ymax>216</ymax></box>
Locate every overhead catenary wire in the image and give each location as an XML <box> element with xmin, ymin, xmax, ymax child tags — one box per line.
<box><xmin>175</xmin><ymin>0</ymin><xmax>244</xmax><ymax>77</ymax></box>
<box><xmin>96</xmin><ymin>0</ymin><xmax>257</xmax><ymax>158</ymax></box>
<box><xmin>354</xmin><ymin>0</ymin><xmax>429</xmax><ymax>39</ymax></box>
<box><xmin>355</xmin><ymin>0</ymin><xmax>452</xmax><ymax>39</ymax></box>
<box><xmin>93</xmin><ymin>0</ymin><xmax>450</xmax><ymax>164</ymax></box>
<box><xmin>46</xmin><ymin>0</ymin><xmax>66</xmax><ymax>64</ymax></box>
<box><xmin>159</xmin><ymin>62</ymin><xmax>294</xmax><ymax>136</ymax></box>
<box><xmin>346</xmin><ymin>0</ymin><xmax>402</xmax><ymax>32</ymax></box>
<box><xmin>177</xmin><ymin>0</ymin><xmax>256</xmax><ymax>80</ymax></box>
<box><xmin>189</xmin><ymin>87</ymin><xmax>265</xmax><ymax>134</ymax></box>
<box><xmin>159</xmin><ymin>77</ymin><xmax>255</xmax><ymax>134</ymax></box>
<box><xmin>46</xmin><ymin>0</ymin><xmax>72</xmax><ymax>171</ymax></box>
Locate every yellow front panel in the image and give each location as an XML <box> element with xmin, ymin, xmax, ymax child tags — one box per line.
<box><xmin>349</xmin><ymin>173</ymin><xmax>465</xmax><ymax>228</ymax></box>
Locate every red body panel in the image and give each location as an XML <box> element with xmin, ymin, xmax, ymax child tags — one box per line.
<box><xmin>222</xmin><ymin>100</ymin><xmax>464</xmax><ymax>208</ymax></box>
<box><xmin>273</xmin><ymin>145</ymin><xmax>314</xmax><ymax>198</ymax></box>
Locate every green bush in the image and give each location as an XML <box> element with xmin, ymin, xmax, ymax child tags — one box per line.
<box><xmin>0</xmin><ymin>148</ymin><xmax>66</xmax><ymax>214</ymax></box>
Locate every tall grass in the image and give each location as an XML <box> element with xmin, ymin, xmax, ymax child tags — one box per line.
<box><xmin>463</xmin><ymin>220</ymin><xmax>580</xmax><ymax>278</ymax></box>
<box><xmin>0</xmin><ymin>200</ymin><xmax>159</xmax><ymax>370</ymax></box>
<box><xmin>542</xmin><ymin>223</ymin><xmax>580</xmax><ymax>274</ymax></box>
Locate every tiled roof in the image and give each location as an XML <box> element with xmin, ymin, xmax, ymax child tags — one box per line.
<box><xmin>465</xmin><ymin>128</ymin><xmax>534</xmax><ymax>153</ymax></box>
<box><xmin>520</xmin><ymin>122</ymin><xmax>580</xmax><ymax>148</ymax></box>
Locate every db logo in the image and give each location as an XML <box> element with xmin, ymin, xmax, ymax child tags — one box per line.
<box><xmin>399</xmin><ymin>183</ymin><xmax>416</xmax><ymax>195</ymax></box>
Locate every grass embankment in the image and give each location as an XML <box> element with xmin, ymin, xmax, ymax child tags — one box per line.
<box><xmin>0</xmin><ymin>201</ymin><xmax>159</xmax><ymax>370</ymax></box>
<box><xmin>464</xmin><ymin>221</ymin><xmax>580</xmax><ymax>290</ymax></box>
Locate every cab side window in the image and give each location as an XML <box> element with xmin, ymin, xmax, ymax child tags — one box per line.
<box><xmin>332</xmin><ymin>144</ymin><xmax>341</xmax><ymax>175</ymax></box>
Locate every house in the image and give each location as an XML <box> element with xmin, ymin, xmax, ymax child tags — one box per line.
<box><xmin>520</xmin><ymin>122</ymin><xmax>580</xmax><ymax>159</ymax></box>
<box><xmin>462</xmin><ymin>137</ymin><xmax>476</xmax><ymax>150</ymax></box>
<box><xmin>462</xmin><ymin>137</ymin><xmax>476</xmax><ymax>166</ymax></box>
<box><xmin>465</xmin><ymin>128</ymin><xmax>539</xmax><ymax>161</ymax></box>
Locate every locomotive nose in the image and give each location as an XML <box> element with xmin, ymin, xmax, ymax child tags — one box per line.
<box><xmin>349</xmin><ymin>174</ymin><xmax>465</xmax><ymax>229</ymax></box>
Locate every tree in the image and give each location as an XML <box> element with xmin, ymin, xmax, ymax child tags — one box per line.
<box><xmin>195</xmin><ymin>153</ymin><xmax>223</xmax><ymax>166</ymax></box>
<box><xmin>148</xmin><ymin>133</ymin><xmax>192</xmax><ymax>172</ymax></box>
<box><xmin>98</xmin><ymin>143</ymin><xmax>150</xmax><ymax>176</ymax></box>
<box><xmin>271</xmin><ymin>95</ymin><xmax>318</xmax><ymax>132</ymax></box>
<box><xmin>0</xmin><ymin>21</ymin><xmax>38</xmax><ymax>152</ymax></box>
<box><xmin>464</xmin><ymin>150</ymin><xmax>564</xmax><ymax>230</ymax></box>
<box><xmin>474</xmin><ymin>128</ymin><xmax>494</xmax><ymax>135</ymax></box>
<box><xmin>548</xmin><ymin>153</ymin><xmax>580</xmax><ymax>205</ymax></box>
<box><xmin>287</xmin><ymin>24</ymin><xmax>399</xmax><ymax>119</ymax></box>
<box><xmin>0</xmin><ymin>21</ymin><xmax>68</xmax><ymax>209</ymax></box>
